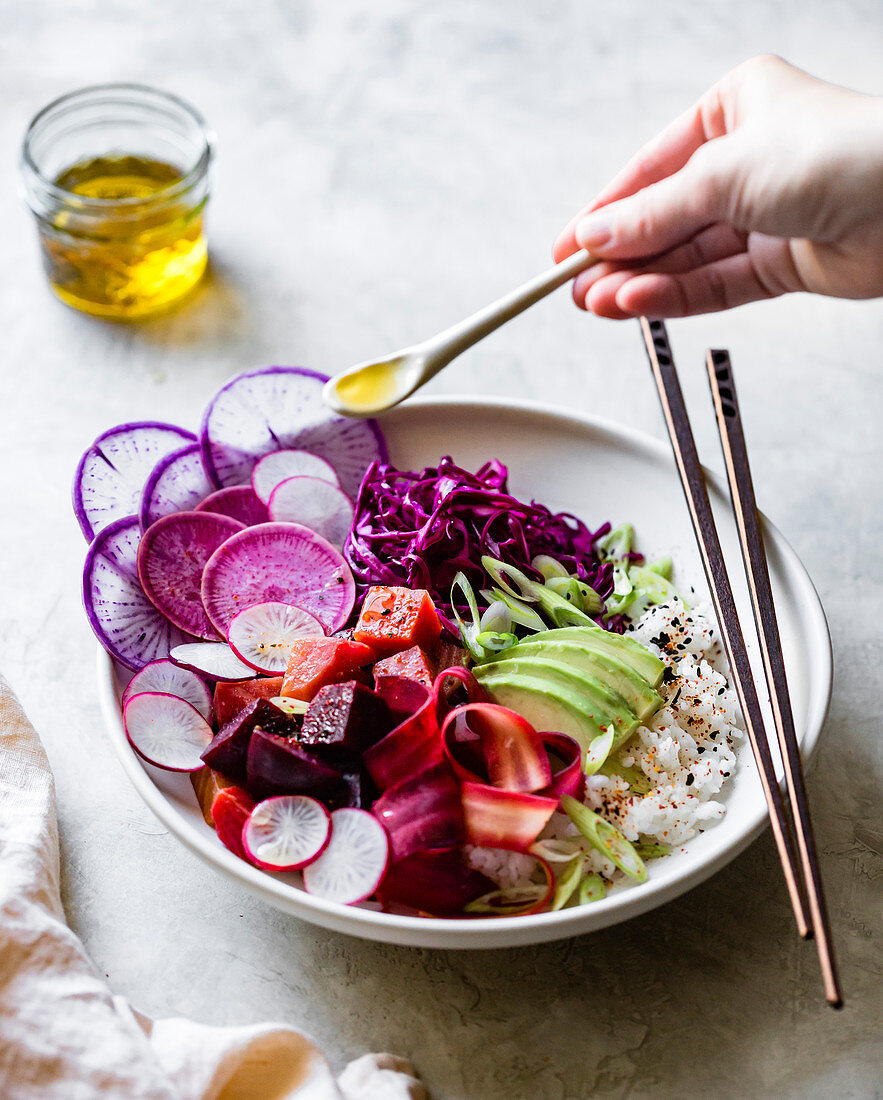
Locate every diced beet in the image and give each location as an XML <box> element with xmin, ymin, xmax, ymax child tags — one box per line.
<box><xmin>377</xmin><ymin>849</ymin><xmax>496</xmax><ymax>916</ymax></box>
<box><xmin>191</xmin><ymin>767</ymin><xmax>236</xmax><ymax>826</ymax></box>
<box><xmin>246</xmin><ymin>727</ymin><xmax>345</xmax><ymax>802</ymax></box>
<box><xmin>374</xmin><ymin>675</ymin><xmax>431</xmax><ymax>722</ymax></box>
<box><xmin>201</xmin><ymin>698</ymin><xmax>298</xmax><ymax>782</ymax></box>
<box><xmin>371</xmin><ymin>761</ymin><xmax>464</xmax><ymax>862</ymax></box>
<box><xmin>373</xmin><ymin>645</ymin><xmax>434</xmax><ymax>690</ymax></box>
<box><xmin>334</xmin><ymin>766</ymin><xmax>379</xmax><ymax>810</ymax></box>
<box><xmin>211</xmin><ymin>786</ymin><xmax>255</xmax><ymax>861</ymax></box>
<box><xmin>213</xmin><ymin>677</ymin><xmax>284</xmax><ymax>726</ymax></box>
<box><xmin>279</xmin><ymin>638</ymin><xmax>374</xmax><ymax>701</ymax></box>
<box><xmin>300</xmin><ymin>681</ymin><xmax>395</xmax><ymax>759</ymax></box>
<box><xmin>353</xmin><ymin>586</ymin><xmax>442</xmax><ymax>657</ymax></box>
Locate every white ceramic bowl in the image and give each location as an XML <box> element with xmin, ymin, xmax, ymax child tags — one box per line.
<box><xmin>98</xmin><ymin>397</ymin><xmax>832</xmax><ymax>948</ymax></box>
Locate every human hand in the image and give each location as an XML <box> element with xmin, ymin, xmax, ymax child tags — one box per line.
<box><xmin>553</xmin><ymin>55</ymin><xmax>883</xmax><ymax>319</ymax></box>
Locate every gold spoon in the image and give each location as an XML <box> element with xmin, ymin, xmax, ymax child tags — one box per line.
<box><xmin>323</xmin><ymin>249</ymin><xmax>600</xmax><ymax>417</ymax></box>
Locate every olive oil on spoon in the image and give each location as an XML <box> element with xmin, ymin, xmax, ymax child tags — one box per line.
<box><xmin>323</xmin><ymin>249</ymin><xmax>599</xmax><ymax>417</ymax></box>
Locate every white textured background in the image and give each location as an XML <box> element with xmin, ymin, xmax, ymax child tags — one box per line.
<box><xmin>0</xmin><ymin>2</ymin><xmax>881</xmax><ymax>1097</ymax></box>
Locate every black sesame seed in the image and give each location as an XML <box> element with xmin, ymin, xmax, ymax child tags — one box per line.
<box><xmin>686</xmin><ymin>773</ymin><xmax>695</xmax><ymax>786</ymax></box>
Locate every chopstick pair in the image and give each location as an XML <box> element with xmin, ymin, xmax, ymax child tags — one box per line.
<box><xmin>638</xmin><ymin>318</ymin><xmax>842</xmax><ymax>1008</ymax></box>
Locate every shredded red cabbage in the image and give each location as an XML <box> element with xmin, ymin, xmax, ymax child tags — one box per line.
<box><xmin>344</xmin><ymin>456</ymin><xmax>624</xmax><ymax>633</ymax></box>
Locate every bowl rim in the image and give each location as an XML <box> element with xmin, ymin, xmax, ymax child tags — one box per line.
<box><xmin>96</xmin><ymin>395</ymin><xmax>833</xmax><ymax>945</ymax></box>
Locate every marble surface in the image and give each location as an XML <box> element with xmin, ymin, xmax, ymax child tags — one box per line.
<box><xmin>1</xmin><ymin>2</ymin><xmax>881</xmax><ymax>1097</ymax></box>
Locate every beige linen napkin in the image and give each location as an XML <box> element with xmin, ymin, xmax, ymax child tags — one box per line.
<box><xmin>0</xmin><ymin>674</ymin><xmax>426</xmax><ymax>1100</ymax></box>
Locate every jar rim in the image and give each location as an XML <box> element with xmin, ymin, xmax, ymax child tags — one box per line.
<box><xmin>20</xmin><ymin>82</ymin><xmax>214</xmax><ymax>210</ymax></box>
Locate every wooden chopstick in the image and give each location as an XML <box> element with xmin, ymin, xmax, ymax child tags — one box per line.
<box><xmin>637</xmin><ymin>317</ymin><xmax>812</xmax><ymax>941</ymax></box>
<box><xmin>706</xmin><ymin>348</ymin><xmax>842</xmax><ymax>1008</ymax></box>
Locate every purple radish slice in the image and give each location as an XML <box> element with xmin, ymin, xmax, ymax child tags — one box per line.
<box><xmin>122</xmin><ymin>659</ymin><xmax>212</xmax><ymax>723</ymax></box>
<box><xmin>83</xmin><ymin>515</ymin><xmax>191</xmax><ymax>671</ymax></box>
<box><xmin>139</xmin><ymin>443</ymin><xmax>215</xmax><ymax>531</ymax></box>
<box><xmin>124</xmin><ymin>692</ymin><xmax>213</xmax><ymax>772</ymax></box>
<box><xmin>268</xmin><ymin>477</ymin><xmax>355</xmax><ymax>550</ymax></box>
<box><xmin>242</xmin><ymin>796</ymin><xmax>331</xmax><ymax>871</ymax></box>
<box><xmin>227</xmin><ymin>601</ymin><xmax>325</xmax><ymax>674</ymax></box>
<box><xmin>302</xmin><ymin>808</ymin><xmax>390</xmax><ymax>905</ymax></box>
<box><xmin>138</xmin><ymin>512</ymin><xmax>245</xmax><ymax>639</ymax></box>
<box><xmin>252</xmin><ymin>450</ymin><xmax>339</xmax><ymax>506</ymax></box>
<box><xmin>201</xmin><ymin>522</ymin><xmax>355</xmax><ymax>636</ymax></box>
<box><xmin>170</xmin><ymin>642</ymin><xmax>256</xmax><ymax>682</ymax></box>
<box><xmin>194</xmin><ymin>486</ymin><xmax>269</xmax><ymax>527</ymax></box>
<box><xmin>73</xmin><ymin>421</ymin><xmax>195</xmax><ymax>541</ymax></box>
<box><xmin>199</xmin><ymin>365</ymin><xmax>386</xmax><ymax>497</ymax></box>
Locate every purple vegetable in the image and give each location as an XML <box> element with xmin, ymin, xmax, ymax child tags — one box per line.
<box><xmin>377</xmin><ymin>849</ymin><xmax>495</xmax><ymax>915</ymax></box>
<box><xmin>83</xmin><ymin>515</ymin><xmax>192</xmax><ymax>671</ymax></box>
<box><xmin>122</xmin><ymin>659</ymin><xmax>213</xmax><ymax>723</ymax></box>
<box><xmin>199</xmin><ymin>365</ymin><xmax>386</xmax><ymax>498</ymax></box>
<box><xmin>73</xmin><ymin>421</ymin><xmax>195</xmax><ymax>541</ymax></box>
<box><xmin>246</xmin><ymin>727</ymin><xmax>346</xmax><ymax>802</ymax></box>
<box><xmin>137</xmin><ymin>511</ymin><xmax>245</xmax><ymax>640</ymax></box>
<box><xmin>200</xmin><ymin>521</ymin><xmax>355</xmax><ymax>636</ymax></box>
<box><xmin>194</xmin><ymin>486</ymin><xmax>269</xmax><ymax>526</ymax></box>
<box><xmin>300</xmin><ymin>681</ymin><xmax>395</xmax><ymax>758</ymax></box>
<box><xmin>344</xmin><ymin>456</ymin><xmax>618</xmax><ymax>633</ymax></box>
<box><xmin>139</xmin><ymin>442</ymin><xmax>215</xmax><ymax>531</ymax></box>
<box><xmin>201</xmin><ymin>698</ymin><xmax>298</xmax><ymax>781</ymax></box>
<box><xmin>373</xmin><ymin>675</ymin><xmax>431</xmax><ymax>722</ymax></box>
<box><xmin>371</xmin><ymin>761</ymin><xmax>465</xmax><ymax>863</ymax></box>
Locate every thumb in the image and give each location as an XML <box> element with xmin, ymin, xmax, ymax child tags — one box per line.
<box><xmin>574</xmin><ymin>137</ymin><xmax>740</xmax><ymax>261</ymax></box>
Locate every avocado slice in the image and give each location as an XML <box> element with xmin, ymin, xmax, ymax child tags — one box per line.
<box><xmin>473</xmin><ymin>657</ymin><xmax>641</xmax><ymax>754</ymax></box>
<box><xmin>497</xmin><ymin>640</ymin><xmax>664</xmax><ymax>722</ymax></box>
<box><xmin>493</xmin><ymin>626</ymin><xmax>665</xmax><ymax>688</ymax></box>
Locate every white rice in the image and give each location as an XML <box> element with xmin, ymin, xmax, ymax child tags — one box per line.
<box><xmin>466</xmin><ymin>597</ymin><xmax>745</xmax><ymax>891</ymax></box>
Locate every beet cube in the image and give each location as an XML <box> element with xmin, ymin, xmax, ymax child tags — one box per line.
<box><xmin>201</xmin><ymin>698</ymin><xmax>298</xmax><ymax>782</ymax></box>
<box><xmin>246</xmin><ymin>727</ymin><xmax>345</xmax><ymax>802</ymax></box>
<box><xmin>300</xmin><ymin>681</ymin><xmax>395</xmax><ymax>758</ymax></box>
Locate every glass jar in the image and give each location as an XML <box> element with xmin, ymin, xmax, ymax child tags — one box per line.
<box><xmin>20</xmin><ymin>83</ymin><xmax>214</xmax><ymax>320</ymax></box>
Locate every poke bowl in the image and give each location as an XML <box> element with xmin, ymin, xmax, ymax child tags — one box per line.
<box><xmin>83</xmin><ymin>374</ymin><xmax>832</xmax><ymax>948</ymax></box>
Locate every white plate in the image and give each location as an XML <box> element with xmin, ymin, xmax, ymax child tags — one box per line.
<box><xmin>98</xmin><ymin>397</ymin><xmax>832</xmax><ymax>949</ymax></box>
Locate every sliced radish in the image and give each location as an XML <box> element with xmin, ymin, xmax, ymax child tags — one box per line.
<box><xmin>138</xmin><ymin>512</ymin><xmax>244</xmax><ymax>640</ymax></box>
<box><xmin>198</xmin><ymin>365</ymin><xmax>386</xmax><ymax>497</ymax></box>
<box><xmin>170</xmin><ymin>642</ymin><xmax>256</xmax><ymax>681</ymax></box>
<box><xmin>200</xmin><ymin>522</ymin><xmax>355</xmax><ymax>636</ymax></box>
<box><xmin>73</xmin><ymin>421</ymin><xmax>195</xmax><ymax>541</ymax></box>
<box><xmin>139</xmin><ymin>442</ymin><xmax>215</xmax><ymax>531</ymax></box>
<box><xmin>302</xmin><ymin>808</ymin><xmax>390</xmax><ymax>905</ymax></box>
<box><xmin>122</xmin><ymin>658</ymin><xmax>212</xmax><ymax>722</ymax></box>
<box><xmin>83</xmin><ymin>515</ymin><xmax>191</xmax><ymax>671</ymax></box>
<box><xmin>194</xmin><ymin>486</ymin><xmax>269</xmax><ymax>526</ymax></box>
<box><xmin>124</xmin><ymin>691</ymin><xmax>213</xmax><ymax>771</ymax></box>
<box><xmin>267</xmin><ymin>477</ymin><xmax>355</xmax><ymax>550</ymax></box>
<box><xmin>252</xmin><ymin>450</ymin><xmax>339</xmax><ymax>506</ymax></box>
<box><xmin>227</xmin><ymin>602</ymin><xmax>325</xmax><ymax>674</ymax></box>
<box><xmin>242</xmin><ymin>795</ymin><xmax>331</xmax><ymax>871</ymax></box>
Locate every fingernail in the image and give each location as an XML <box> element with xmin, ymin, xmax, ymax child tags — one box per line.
<box><xmin>575</xmin><ymin>213</ymin><xmax>612</xmax><ymax>250</ymax></box>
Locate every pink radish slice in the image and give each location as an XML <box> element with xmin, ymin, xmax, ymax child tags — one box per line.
<box><xmin>124</xmin><ymin>692</ymin><xmax>213</xmax><ymax>772</ymax></box>
<box><xmin>194</xmin><ymin>486</ymin><xmax>269</xmax><ymax>526</ymax></box>
<box><xmin>198</xmin><ymin>365</ymin><xmax>386</xmax><ymax>497</ymax></box>
<box><xmin>302</xmin><ymin>809</ymin><xmax>390</xmax><ymax>904</ymax></box>
<box><xmin>169</xmin><ymin>642</ymin><xmax>256</xmax><ymax>682</ymax></box>
<box><xmin>252</xmin><ymin>450</ymin><xmax>339</xmax><ymax>505</ymax></box>
<box><xmin>122</xmin><ymin>659</ymin><xmax>212</xmax><ymax>722</ymax></box>
<box><xmin>83</xmin><ymin>515</ymin><xmax>191</xmax><ymax>671</ymax></box>
<box><xmin>138</xmin><ymin>512</ymin><xmax>244</xmax><ymax>639</ymax></box>
<box><xmin>73</xmin><ymin>421</ymin><xmax>195</xmax><ymax>541</ymax></box>
<box><xmin>139</xmin><ymin>443</ymin><xmax>215</xmax><ymax>531</ymax></box>
<box><xmin>201</xmin><ymin>522</ymin><xmax>355</xmax><ymax>636</ymax></box>
<box><xmin>227</xmin><ymin>602</ymin><xmax>325</xmax><ymax>674</ymax></box>
<box><xmin>242</xmin><ymin>796</ymin><xmax>331</xmax><ymax>871</ymax></box>
<box><xmin>267</xmin><ymin>477</ymin><xmax>355</xmax><ymax>550</ymax></box>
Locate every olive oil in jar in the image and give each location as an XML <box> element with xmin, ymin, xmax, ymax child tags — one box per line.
<box><xmin>41</xmin><ymin>154</ymin><xmax>208</xmax><ymax>319</ymax></box>
<box><xmin>21</xmin><ymin>85</ymin><xmax>214</xmax><ymax>321</ymax></box>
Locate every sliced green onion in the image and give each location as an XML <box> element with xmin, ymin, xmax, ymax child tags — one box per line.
<box><xmin>464</xmin><ymin>884</ymin><xmax>550</xmax><ymax>916</ymax></box>
<box><xmin>584</xmin><ymin>726</ymin><xmax>615</xmax><ymax>775</ymax></box>
<box><xmin>531</xmin><ymin>554</ymin><xmax>569</xmax><ymax>581</ymax></box>
<box><xmin>269</xmin><ymin>697</ymin><xmax>308</xmax><ymax>716</ymax></box>
<box><xmin>482</xmin><ymin>556</ymin><xmax>597</xmax><ymax>629</ymax></box>
<box><xmin>475</xmin><ymin>630</ymin><xmax>519</xmax><ymax>652</ymax></box>
<box><xmin>646</xmin><ymin>556</ymin><xmax>673</xmax><ymax>580</ymax></box>
<box><xmin>560</xmin><ymin>795</ymin><xmax>648</xmax><ymax>882</ymax></box>
<box><xmin>480</xmin><ymin>557</ymin><xmax>539</xmax><ymax>602</ymax></box>
<box><xmin>479</xmin><ymin>600</ymin><xmax>512</xmax><ymax>635</ymax></box>
<box><xmin>544</xmin><ymin>575</ymin><xmax>604</xmax><ymax>615</ymax></box>
<box><xmin>480</xmin><ymin>588</ymin><xmax>547</xmax><ymax>633</ymax></box>
<box><xmin>596</xmin><ymin>758</ymin><xmax>653</xmax><ymax>796</ymax></box>
<box><xmin>627</xmin><ymin>565</ymin><xmax>687</xmax><ymax>612</ymax></box>
<box><xmin>551</xmin><ymin>854</ymin><xmax>585</xmax><ymax>910</ymax></box>
<box><xmin>634</xmin><ymin>842</ymin><xmax>671</xmax><ymax>860</ymax></box>
<box><xmin>449</xmin><ymin>572</ymin><xmax>486</xmax><ymax>659</ymax></box>
<box><xmin>577</xmin><ymin>873</ymin><xmax>606</xmax><ymax>904</ymax></box>
<box><xmin>596</xmin><ymin>523</ymin><xmax>634</xmax><ymax>562</ymax></box>
<box><xmin>530</xmin><ymin>837</ymin><xmax>588</xmax><ymax>863</ymax></box>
